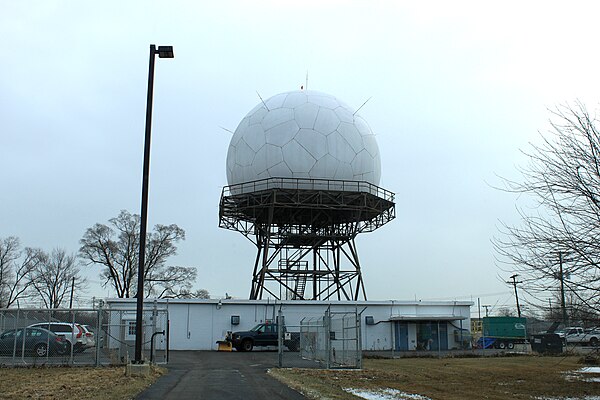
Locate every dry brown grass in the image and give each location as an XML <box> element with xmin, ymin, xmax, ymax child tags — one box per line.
<box><xmin>269</xmin><ymin>355</ymin><xmax>600</xmax><ymax>400</ymax></box>
<box><xmin>0</xmin><ymin>365</ymin><xmax>164</xmax><ymax>400</ymax></box>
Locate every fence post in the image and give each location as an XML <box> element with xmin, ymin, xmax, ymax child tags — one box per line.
<box><xmin>95</xmin><ymin>301</ymin><xmax>103</xmax><ymax>367</ymax></box>
<box><xmin>277</xmin><ymin>309</ymin><xmax>283</xmax><ymax>367</ymax></box>
<box><xmin>357</xmin><ymin>310</ymin><xmax>362</xmax><ymax>369</ymax></box>
<box><xmin>21</xmin><ymin>311</ymin><xmax>27</xmax><ymax>364</ymax></box>
<box><xmin>152</xmin><ymin>300</ymin><xmax>158</xmax><ymax>361</ymax></box>
<box><xmin>13</xmin><ymin>308</ymin><xmax>19</xmax><ymax>365</ymax></box>
<box><xmin>325</xmin><ymin>308</ymin><xmax>331</xmax><ymax>369</ymax></box>
<box><xmin>70</xmin><ymin>309</ymin><xmax>77</xmax><ymax>365</ymax></box>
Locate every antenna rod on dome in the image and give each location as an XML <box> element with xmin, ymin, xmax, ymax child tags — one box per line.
<box><xmin>219</xmin><ymin>126</ymin><xmax>234</xmax><ymax>135</ymax></box>
<box><xmin>305</xmin><ymin>71</ymin><xmax>308</xmax><ymax>90</ymax></box>
<box><xmin>354</xmin><ymin>97</ymin><xmax>372</xmax><ymax>116</ymax></box>
<box><xmin>256</xmin><ymin>91</ymin><xmax>270</xmax><ymax>111</ymax></box>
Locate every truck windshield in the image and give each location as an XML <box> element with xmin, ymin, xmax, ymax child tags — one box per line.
<box><xmin>250</xmin><ymin>324</ymin><xmax>265</xmax><ymax>332</ymax></box>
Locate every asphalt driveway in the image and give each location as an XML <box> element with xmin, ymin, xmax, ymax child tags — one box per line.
<box><xmin>136</xmin><ymin>351</ymin><xmax>306</xmax><ymax>400</ymax></box>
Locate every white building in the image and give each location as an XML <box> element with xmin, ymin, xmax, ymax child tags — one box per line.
<box><xmin>106</xmin><ymin>298</ymin><xmax>472</xmax><ymax>352</ymax></box>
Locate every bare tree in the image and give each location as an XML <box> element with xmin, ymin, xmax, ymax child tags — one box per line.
<box><xmin>146</xmin><ymin>266</ymin><xmax>197</xmax><ymax>298</ymax></box>
<box><xmin>494</xmin><ymin>102</ymin><xmax>600</xmax><ymax>314</ymax></box>
<box><xmin>79</xmin><ymin>210</ymin><xmax>199</xmax><ymax>298</ymax></box>
<box><xmin>497</xmin><ymin>307</ymin><xmax>516</xmax><ymax>317</ymax></box>
<box><xmin>0</xmin><ymin>237</ymin><xmax>41</xmax><ymax>308</ymax></box>
<box><xmin>177</xmin><ymin>288</ymin><xmax>211</xmax><ymax>299</ymax></box>
<box><xmin>29</xmin><ymin>248</ymin><xmax>86</xmax><ymax>309</ymax></box>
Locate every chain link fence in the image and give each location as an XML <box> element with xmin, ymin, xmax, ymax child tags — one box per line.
<box><xmin>0</xmin><ymin>304</ymin><xmax>168</xmax><ymax>366</ymax></box>
<box><xmin>278</xmin><ymin>308</ymin><xmax>362</xmax><ymax>369</ymax></box>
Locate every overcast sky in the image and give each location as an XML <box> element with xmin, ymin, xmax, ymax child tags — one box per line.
<box><xmin>2</xmin><ymin>1</ymin><xmax>600</xmax><ymax>315</ymax></box>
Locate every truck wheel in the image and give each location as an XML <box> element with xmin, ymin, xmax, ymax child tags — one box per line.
<box><xmin>498</xmin><ymin>342</ymin><xmax>506</xmax><ymax>350</ymax></box>
<box><xmin>242</xmin><ymin>339</ymin><xmax>253</xmax><ymax>352</ymax></box>
<box><xmin>590</xmin><ymin>337</ymin><xmax>599</xmax><ymax>347</ymax></box>
<box><xmin>507</xmin><ymin>342</ymin><xmax>515</xmax><ymax>350</ymax></box>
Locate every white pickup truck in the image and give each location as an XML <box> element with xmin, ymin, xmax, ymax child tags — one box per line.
<box><xmin>558</xmin><ymin>327</ymin><xmax>600</xmax><ymax>346</ymax></box>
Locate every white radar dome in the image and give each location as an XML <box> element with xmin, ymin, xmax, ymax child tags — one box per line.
<box><xmin>226</xmin><ymin>90</ymin><xmax>381</xmax><ymax>187</ymax></box>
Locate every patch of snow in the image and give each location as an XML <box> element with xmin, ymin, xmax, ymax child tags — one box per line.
<box><xmin>578</xmin><ymin>367</ymin><xmax>600</xmax><ymax>374</ymax></box>
<box><xmin>535</xmin><ymin>397</ymin><xmax>600</xmax><ymax>400</ymax></box>
<box><xmin>345</xmin><ymin>388</ymin><xmax>432</xmax><ymax>400</ymax></box>
<box><xmin>563</xmin><ymin>367</ymin><xmax>600</xmax><ymax>383</ymax></box>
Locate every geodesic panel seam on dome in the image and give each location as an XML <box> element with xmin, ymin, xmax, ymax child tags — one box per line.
<box><xmin>334</xmin><ymin>106</ymin><xmax>354</xmax><ymax>123</ymax></box>
<box><xmin>354</xmin><ymin>115</ymin><xmax>372</xmax><ymax>136</ymax></box>
<box><xmin>338</xmin><ymin>122</ymin><xmax>364</xmax><ymax>154</ymax></box>
<box><xmin>267</xmin><ymin>161</ymin><xmax>293</xmax><ymax>177</ymax></box>
<box><xmin>234</xmin><ymin>139</ymin><xmax>255</xmax><ymax>167</ymax></box>
<box><xmin>283</xmin><ymin>91</ymin><xmax>308</xmax><ymax>108</ymax></box>
<box><xmin>281</xmin><ymin>139</ymin><xmax>317</xmax><ymax>173</ymax></box>
<box><xmin>295</xmin><ymin>128</ymin><xmax>328</xmax><ymax>160</ymax></box>
<box><xmin>307</xmin><ymin>93</ymin><xmax>339</xmax><ymax>109</ymax></box>
<box><xmin>313</xmin><ymin>107</ymin><xmax>340</xmax><ymax>135</ymax></box>
<box><xmin>243</xmin><ymin>123</ymin><xmax>266</xmax><ymax>152</ymax></box>
<box><xmin>248</xmin><ymin>106</ymin><xmax>268</xmax><ymax>125</ymax></box>
<box><xmin>261</xmin><ymin>108</ymin><xmax>294</xmax><ymax>131</ymax></box>
<box><xmin>253</xmin><ymin>144</ymin><xmax>284</xmax><ymax>176</ymax></box>
<box><xmin>333</xmin><ymin>162</ymin><xmax>353</xmax><ymax>180</ymax></box>
<box><xmin>310</xmin><ymin>154</ymin><xmax>339</xmax><ymax>178</ymax></box>
<box><xmin>294</xmin><ymin>102</ymin><xmax>320</xmax><ymax>129</ymax></box>
<box><xmin>362</xmin><ymin>135</ymin><xmax>379</xmax><ymax>158</ymax></box>
<box><xmin>265</xmin><ymin>119</ymin><xmax>299</xmax><ymax>147</ymax></box>
<box><xmin>351</xmin><ymin>149</ymin><xmax>376</xmax><ymax>176</ymax></box>
<box><xmin>327</xmin><ymin>131</ymin><xmax>356</xmax><ymax>163</ymax></box>
<box><xmin>265</xmin><ymin>93</ymin><xmax>287</xmax><ymax>110</ymax></box>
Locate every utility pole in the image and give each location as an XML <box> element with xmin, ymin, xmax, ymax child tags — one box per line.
<box><xmin>559</xmin><ymin>252</ymin><xmax>568</xmax><ymax>326</ymax></box>
<box><xmin>482</xmin><ymin>305</ymin><xmax>491</xmax><ymax>317</ymax></box>
<box><xmin>507</xmin><ymin>274</ymin><xmax>522</xmax><ymax>318</ymax></box>
<box><xmin>69</xmin><ymin>276</ymin><xmax>75</xmax><ymax>309</ymax></box>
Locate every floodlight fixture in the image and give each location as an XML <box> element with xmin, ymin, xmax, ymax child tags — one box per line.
<box><xmin>157</xmin><ymin>45</ymin><xmax>174</xmax><ymax>58</ymax></box>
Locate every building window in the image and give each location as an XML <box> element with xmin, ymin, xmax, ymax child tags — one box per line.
<box><xmin>128</xmin><ymin>321</ymin><xmax>136</xmax><ymax>336</ymax></box>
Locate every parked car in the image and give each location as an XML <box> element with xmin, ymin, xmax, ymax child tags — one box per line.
<box><xmin>80</xmin><ymin>325</ymin><xmax>96</xmax><ymax>349</ymax></box>
<box><xmin>559</xmin><ymin>327</ymin><xmax>600</xmax><ymax>346</ymax></box>
<box><xmin>228</xmin><ymin>322</ymin><xmax>300</xmax><ymax>352</ymax></box>
<box><xmin>0</xmin><ymin>327</ymin><xmax>68</xmax><ymax>357</ymax></box>
<box><xmin>28</xmin><ymin>322</ymin><xmax>86</xmax><ymax>353</ymax></box>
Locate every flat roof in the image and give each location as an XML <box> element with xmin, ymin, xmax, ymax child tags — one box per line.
<box><xmin>105</xmin><ymin>298</ymin><xmax>473</xmax><ymax>307</ymax></box>
<box><xmin>389</xmin><ymin>315</ymin><xmax>468</xmax><ymax>321</ymax></box>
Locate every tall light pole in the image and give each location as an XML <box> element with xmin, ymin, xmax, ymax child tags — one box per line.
<box><xmin>135</xmin><ymin>44</ymin><xmax>174</xmax><ymax>364</ymax></box>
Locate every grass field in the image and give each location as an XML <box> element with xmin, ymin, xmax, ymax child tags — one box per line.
<box><xmin>269</xmin><ymin>355</ymin><xmax>600</xmax><ymax>400</ymax></box>
<box><xmin>0</xmin><ymin>365</ymin><xmax>164</xmax><ymax>400</ymax></box>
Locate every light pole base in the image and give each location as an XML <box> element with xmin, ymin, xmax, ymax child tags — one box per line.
<box><xmin>126</xmin><ymin>361</ymin><xmax>151</xmax><ymax>377</ymax></box>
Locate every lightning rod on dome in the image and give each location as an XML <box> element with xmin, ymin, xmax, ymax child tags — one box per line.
<box><xmin>354</xmin><ymin>96</ymin><xmax>372</xmax><ymax>116</ymax></box>
<box><xmin>256</xmin><ymin>91</ymin><xmax>270</xmax><ymax>111</ymax></box>
<box><xmin>219</xmin><ymin>126</ymin><xmax>234</xmax><ymax>135</ymax></box>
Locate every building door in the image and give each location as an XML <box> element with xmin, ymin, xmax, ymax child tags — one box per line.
<box><xmin>394</xmin><ymin>322</ymin><xmax>409</xmax><ymax>351</ymax></box>
<box><xmin>430</xmin><ymin>322</ymin><xmax>448</xmax><ymax>351</ymax></box>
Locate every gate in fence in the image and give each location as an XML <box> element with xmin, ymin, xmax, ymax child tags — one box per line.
<box><xmin>278</xmin><ymin>307</ymin><xmax>362</xmax><ymax>369</ymax></box>
<box><xmin>0</xmin><ymin>304</ymin><xmax>168</xmax><ymax>366</ymax></box>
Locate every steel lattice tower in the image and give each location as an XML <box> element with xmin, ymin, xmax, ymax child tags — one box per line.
<box><xmin>219</xmin><ymin>177</ymin><xmax>395</xmax><ymax>300</ymax></box>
